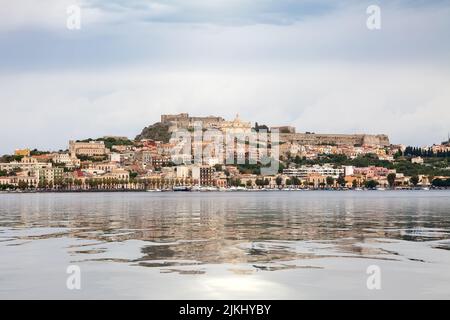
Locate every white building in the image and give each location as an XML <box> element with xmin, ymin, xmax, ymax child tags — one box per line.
<box><xmin>343</xmin><ymin>166</ymin><xmax>354</xmax><ymax>176</ymax></box>
<box><xmin>411</xmin><ymin>156</ymin><xmax>424</xmax><ymax>164</ymax></box>
<box><xmin>283</xmin><ymin>165</ymin><xmax>344</xmax><ymax>178</ymax></box>
<box><xmin>52</xmin><ymin>153</ymin><xmax>80</xmax><ymax>168</ymax></box>
<box><xmin>0</xmin><ymin>157</ymin><xmax>51</xmax><ymax>171</ymax></box>
<box><xmin>175</xmin><ymin>166</ymin><xmax>190</xmax><ymax>179</ymax></box>
<box><xmin>110</xmin><ymin>153</ymin><xmax>121</xmax><ymax>163</ymax></box>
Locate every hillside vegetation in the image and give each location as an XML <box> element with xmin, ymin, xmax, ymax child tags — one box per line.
<box><xmin>135</xmin><ymin>122</ymin><xmax>171</xmax><ymax>143</ymax></box>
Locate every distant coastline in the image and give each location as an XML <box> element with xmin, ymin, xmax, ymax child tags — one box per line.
<box><xmin>1</xmin><ymin>187</ymin><xmax>447</xmax><ymax>194</ymax></box>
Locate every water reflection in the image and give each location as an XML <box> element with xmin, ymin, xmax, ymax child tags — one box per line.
<box><xmin>0</xmin><ymin>191</ymin><xmax>449</xmax><ymax>272</ymax></box>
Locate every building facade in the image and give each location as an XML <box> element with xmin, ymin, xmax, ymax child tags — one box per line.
<box><xmin>69</xmin><ymin>140</ymin><xmax>108</xmax><ymax>157</ymax></box>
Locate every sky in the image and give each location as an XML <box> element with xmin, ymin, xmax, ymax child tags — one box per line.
<box><xmin>0</xmin><ymin>0</ymin><xmax>449</xmax><ymax>154</ymax></box>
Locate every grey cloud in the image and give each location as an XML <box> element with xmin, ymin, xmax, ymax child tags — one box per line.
<box><xmin>85</xmin><ymin>0</ymin><xmax>339</xmax><ymax>25</ymax></box>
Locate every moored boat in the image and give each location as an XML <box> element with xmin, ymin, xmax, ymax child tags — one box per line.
<box><xmin>173</xmin><ymin>186</ymin><xmax>191</xmax><ymax>191</ymax></box>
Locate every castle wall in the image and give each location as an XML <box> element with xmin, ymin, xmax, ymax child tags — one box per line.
<box><xmin>280</xmin><ymin>133</ymin><xmax>390</xmax><ymax>147</ymax></box>
<box><xmin>161</xmin><ymin>113</ymin><xmax>225</xmax><ymax>130</ymax></box>
<box><xmin>160</xmin><ymin>114</ymin><xmax>390</xmax><ymax>147</ymax></box>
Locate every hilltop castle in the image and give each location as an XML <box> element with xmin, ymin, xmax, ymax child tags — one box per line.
<box><xmin>159</xmin><ymin>113</ymin><xmax>389</xmax><ymax>147</ymax></box>
<box><xmin>161</xmin><ymin>113</ymin><xmax>252</xmax><ymax>134</ymax></box>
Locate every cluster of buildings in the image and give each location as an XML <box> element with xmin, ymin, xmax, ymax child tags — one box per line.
<box><xmin>282</xmin><ymin>164</ymin><xmax>429</xmax><ymax>189</ymax></box>
<box><xmin>0</xmin><ymin>113</ymin><xmax>448</xmax><ymax>190</ymax></box>
<box><xmin>0</xmin><ymin>155</ymin><xmax>64</xmax><ymax>188</ymax></box>
<box><xmin>280</xmin><ymin>142</ymin><xmax>395</xmax><ymax>161</ymax></box>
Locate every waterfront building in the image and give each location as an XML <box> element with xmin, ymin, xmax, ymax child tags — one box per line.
<box><xmin>213</xmin><ymin>172</ymin><xmax>228</xmax><ymax>188</ymax></box>
<box><xmin>283</xmin><ymin>165</ymin><xmax>343</xmax><ymax>179</ymax></box>
<box><xmin>343</xmin><ymin>166</ymin><xmax>354</xmax><ymax>176</ymax></box>
<box><xmin>0</xmin><ymin>156</ymin><xmax>51</xmax><ymax>171</ymax></box>
<box><xmin>175</xmin><ymin>166</ymin><xmax>190</xmax><ymax>179</ymax></box>
<box><xmin>0</xmin><ymin>175</ymin><xmax>39</xmax><ymax>188</ymax></box>
<box><xmin>344</xmin><ymin>175</ymin><xmax>365</xmax><ymax>188</ymax></box>
<box><xmin>305</xmin><ymin>173</ymin><xmax>327</xmax><ymax>188</ymax></box>
<box><xmin>37</xmin><ymin>167</ymin><xmax>64</xmax><ymax>184</ymax></box>
<box><xmin>192</xmin><ymin>165</ymin><xmax>215</xmax><ymax>186</ymax></box>
<box><xmin>239</xmin><ymin>174</ymin><xmax>258</xmax><ymax>187</ymax></box>
<box><xmin>353</xmin><ymin>166</ymin><xmax>391</xmax><ymax>178</ymax></box>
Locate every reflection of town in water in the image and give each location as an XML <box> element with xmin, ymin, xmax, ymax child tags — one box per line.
<box><xmin>1</xmin><ymin>192</ymin><xmax>450</xmax><ymax>272</ymax></box>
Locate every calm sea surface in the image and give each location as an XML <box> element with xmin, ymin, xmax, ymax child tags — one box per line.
<box><xmin>0</xmin><ymin>191</ymin><xmax>449</xmax><ymax>299</ymax></box>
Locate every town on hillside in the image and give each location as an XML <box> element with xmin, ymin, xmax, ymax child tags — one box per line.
<box><xmin>1</xmin><ymin>113</ymin><xmax>449</xmax><ymax>191</ymax></box>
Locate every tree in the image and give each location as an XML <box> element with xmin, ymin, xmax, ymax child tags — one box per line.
<box><xmin>74</xmin><ymin>179</ymin><xmax>82</xmax><ymax>189</ymax></box>
<box><xmin>326</xmin><ymin>176</ymin><xmax>335</xmax><ymax>187</ymax></box>
<box><xmin>387</xmin><ymin>173</ymin><xmax>396</xmax><ymax>188</ymax></box>
<box><xmin>277</xmin><ymin>162</ymin><xmax>285</xmax><ymax>174</ymax></box>
<box><xmin>365</xmin><ymin>180</ymin><xmax>379</xmax><ymax>189</ymax></box>
<box><xmin>410</xmin><ymin>175</ymin><xmax>419</xmax><ymax>187</ymax></box>
<box><xmin>130</xmin><ymin>172</ymin><xmax>138</xmax><ymax>179</ymax></box>
<box><xmin>432</xmin><ymin>178</ymin><xmax>450</xmax><ymax>187</ymax></box>
<box><xmin>18</xmin><ymin>181</ymin><xmax>28</xmax><ymax>190</ymax></box>
<box><xmin>231</xmin><ymin>178</ymin><xmax>241</xmax><ymax>187</ymax></box>
<box><xmin>275</xmin><ymin>176</ymin><xmax>282</xmax><ymax>186</ymax></box>
<box><xmin>337</xmin><ymin>175</ymin><xmax>346</xmax><ymax>187</ymax></box>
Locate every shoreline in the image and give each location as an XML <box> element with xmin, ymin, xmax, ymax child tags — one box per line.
<box><xmin>0</xmin><ymin>188</ymin><xmax>448</xmax><ymax>194</ymax></box>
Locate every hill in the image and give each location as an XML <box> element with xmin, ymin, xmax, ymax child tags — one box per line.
<box><xmin>135</xmin><ymin>122</ymin><xmax>171</xmax><ymax>143</ymax></box>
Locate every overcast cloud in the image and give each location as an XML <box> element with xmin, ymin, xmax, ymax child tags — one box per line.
<box><xmin>0</xmin><ymin>0</ymin><xmax>449</xmax><ymax>153</ymax></box>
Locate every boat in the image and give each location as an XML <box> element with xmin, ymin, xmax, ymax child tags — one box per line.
<box><xmin>173</xmin><ymin>186</ymin><xmax>191</xmax><ymax>192</ymax></box>
<box><xmin>198</xmin><ymin>186</ymin><xmax>218</xmax><ymax>192</ymax></box>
